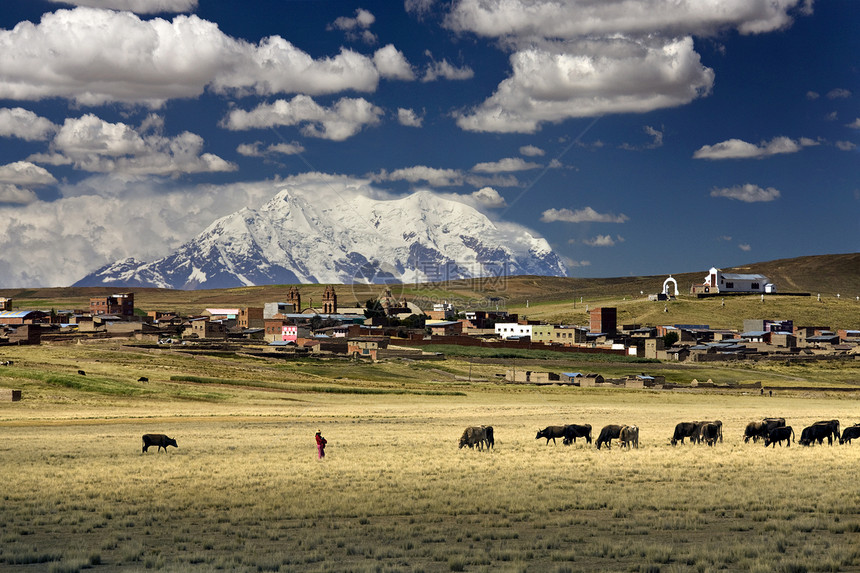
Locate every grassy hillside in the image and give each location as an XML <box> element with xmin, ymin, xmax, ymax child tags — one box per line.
<box><xmin>1</xmin><ymin>253</ymin><xmax>857</xmax><ymax>329</ymax></box>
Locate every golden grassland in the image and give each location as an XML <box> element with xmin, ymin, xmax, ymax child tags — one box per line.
<box><xmin>1</xmin><ymin>342</ymin><xmax>860</xmax><ymax>572</ymax></box>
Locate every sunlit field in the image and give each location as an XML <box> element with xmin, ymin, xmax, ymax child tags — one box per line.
<box><xmin>1</xmin><ymin>343</ymin><xmax>860</xmax><ymax>572</ymax></box>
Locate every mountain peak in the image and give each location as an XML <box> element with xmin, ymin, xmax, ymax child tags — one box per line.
<box><xmin>74</xmin><ymin>186</ymin><xmax>567</xmax><ymax>289</ymax></box>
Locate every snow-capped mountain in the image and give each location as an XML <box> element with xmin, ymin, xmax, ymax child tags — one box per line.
<box><xmin>74</xmin><ymin>186</ymin><xmax>567</xmax><ymax>289</ymax></box>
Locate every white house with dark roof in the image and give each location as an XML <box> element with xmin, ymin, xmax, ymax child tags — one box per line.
<box><xmin>692</xmin><ymin>267</ymin><xmax>776</xmax><ymax>294</ymax></box>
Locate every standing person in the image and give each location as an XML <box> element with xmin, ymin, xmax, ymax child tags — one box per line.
<box><xmin>315</xmin><ymin>430</ymin><xmax>327</xmax><ymax>460</ymax></box>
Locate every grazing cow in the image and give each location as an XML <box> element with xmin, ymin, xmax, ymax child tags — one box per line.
<box><xmin>619</xmin><ymin>425</ymin><xmax>639</xmax><ymax>449</ymax></box>
<box><xmin>536</xmin><ymin>426</ymin><xmax>567</xmax><ymax>445</ymax></box>
<box><xmin>691</xmin><ymin>420</ymin><xmax>723</xmax><ymax>444</ymax></box>
<box><xmin>744</xmin><ymin>421</ymin><xmax>766</xmax><ymax>443</ymax></box>
<box><xmin>839</xmin><ymin>425</ymin><xmax>860</xmax><ymax>445</ymax></box>
<box><xmin>764</xmin><ymin>426</ymin><xmax>794</xmax><ymax>448</ymax></box>
<box><xmin>700</xmin><ymin>423</ymin><xmax>721</xmax><ymax>446</ymax></box>
<box><xmin>459</xmin><ymin>426</ymin><xmax>493</xmax><ymax>450</ymax></box>
<box><xmin>744</xmin><ymin>417</ymin><xmax>785</xmax><ymax>443</ymax></box>
<box><xmin>799</xmin><ymin>424</ymin><xmax>831</xmax><ymax>446</ymax></box>
<box><xmin>812</xmin><ymin>420</ymin><xmax>839</xmax><ymax>445</ymax></box>
<box><xmin>671</xmin><ymin>422</ymin><xmax>699</xmax><ymax>446</ymax></box>
<box><xmin>483</xmin><ymin>426</ymin><xmax>494</xmax><ymax>450</ymax></box>
<box><xmin>142</xmin><ymin>434</ymin><xmax>178</xmax><ymax>453</ymax></box>
<box><xmin>562</xmin><ymin>424</ymin><xmax>592</xmax><ymax>445</ymax></box>
<box><xmin>138</xmin><ymin>376</ymin><xmax>149</xmax><ymax>382</ymax></box>
<box><xmin>595</xmin><ymin>424</ymin><xmax>625</xmax><ymax>450</ymax></box>
<box><xmin>77</xmin><ymin>370</ymin><xmax>86</xmax><ymax>376</ymax></box>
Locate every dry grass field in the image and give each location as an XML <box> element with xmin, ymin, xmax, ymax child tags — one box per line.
<box><xmin>2</xmin><ymin>342</ymin><xmax>860</xmax><ymax>572</ymax></box>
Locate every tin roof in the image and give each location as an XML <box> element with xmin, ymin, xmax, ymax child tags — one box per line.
<box><xmin>721</xmin><ymin>273</ymin><xmax>768</xmax><ymax>281</ymax></box>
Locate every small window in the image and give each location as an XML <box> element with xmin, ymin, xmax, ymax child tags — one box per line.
<box><xmin>726</xmin><ymin>282</ymin><xmax>734</xmax><ymax>289</ymax></box>
<box><xmin>751</xmin><ymin>283</ymin><xmax>760</xmax><ymax>290</ymax></box>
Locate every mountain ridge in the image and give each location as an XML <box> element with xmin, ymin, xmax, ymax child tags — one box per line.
<box><xmin>73</xmin><ymin>186</ymin><xmax>567</xmax><ymax>289</ymax></box>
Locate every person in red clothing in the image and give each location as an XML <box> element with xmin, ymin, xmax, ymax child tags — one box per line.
<box><xmin>315</xmin><ymin>430</ymin><xmax>327</xmax><ymax>459</ymax></box>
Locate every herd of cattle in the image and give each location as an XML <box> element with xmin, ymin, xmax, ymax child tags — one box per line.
<box><xmin>458</xmin><ymin>418</ymin><xmax>860</xmax><ymax>450</ymax></box>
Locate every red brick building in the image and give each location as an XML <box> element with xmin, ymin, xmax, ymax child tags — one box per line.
<box><xmin>90</xmin><ymin>293</ymin><xmax>134</xmax><ymax>316</ymax></box>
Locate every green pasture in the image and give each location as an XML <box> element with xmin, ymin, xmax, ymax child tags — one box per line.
<box><xmin>1</xmin><ymin>342</ymin><xmax>860</xmax><ymax>571</ymax></box>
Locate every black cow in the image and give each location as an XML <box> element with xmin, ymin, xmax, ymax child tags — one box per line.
<box><xmin>142</xmin><ymin>434</ymin><xmax>178</xmax><ymax>453</ymax></box>
<box><xmin>812</xmin><ymin>420</ymin><xmax>839</xmax><ymax>445</ymax></box>
<box><xmin>671</xmin><ymin>422</ymin><xmax>699</xmax><ymax>446</ymax></box>
<box><xmin>764</xmin><ymin>426</ymin><xmax>794</xmax><ymax>447</ymax></box>
<box><xmin>700</xmin><ymin>423</ymin><xmax>721</xmax><ymax>446</ymax></box>
<box><xmin>484</xmin><ymin>426</ymin><xmax>495</xmax><ymax>449</ymax></box>
<box><xmin>562</xmin><ymin>424</ymin><xmax>592</xmax><ymax>445</ymax></box>
<box><xmin>77</xmin><ymin>369</ymin><xmax>86</xmax><ymax>376</ymax></box>
<box><xmin>799</xmin><ymin>424</ymin><xmax>831</xmax><ymax>446</ymax></box>
<box><xmin>694</xmin><ymin>420</ymin><xmax>722</xmax><ymax>444</ymax></box>
<box><xmin>596</xmin><ymin>424</ymin><xmax>625</xmax><ymax>450</ymax></box>
<box><xmin>840</xmin><ymin>425</ymin><xmax>860</xmax><ymax>445</ymax></box>
<box><xmin>138</xmin><ymin>376</ymin><xmax>149</xmax><ymax>382</ymax></box>
<box><xmin>536</xmin><ymin>426</ymin><xmax>567</xmax><ymax>445</ymax></box>
<box><xmin>744</xmin><ymin>417</ymin><xmax>785</xmax><ymax>443</ymax></box>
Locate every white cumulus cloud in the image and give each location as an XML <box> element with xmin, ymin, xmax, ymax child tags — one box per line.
<box><xmin>373</xmin><ymin>166</ymin><xmax>464</xmax><ymax>187</ymax></box>
<box><xmin>373</xmin><ymin>45</ymin><xmax>415</xmax><ymax>80</ymax></box>
<box><xmin>583</xmin><ymin>234</ymin><xmax>620</xmax><ymax>247</ymax></box>
<box><xmin>710</xmin><ymin>184</ymin><xmax>781</xmax><ymax>202</ymax></box>
<box><xmin>541</xmin><ymin>206</ymin><xmax>629</xmax><ymax>223</ymax></box>
<box><xmin>47</xmin><ymin>0</ymin><xmax>198</xmax><ymax>13</ymax></box>
<box><xmin>694</xmin><ymin>136</ymin><xmax>817</xmax><ymax>159</ymax></box>
<box><xmin>0</xmin><ymin>184</ymin><xmax>39</xmax><ymax>205</ymax></box>
<box><xmin>0</xmin><ymin>161</ymin><xmax>58</xmax><ymax>185</ymax></box>
<box><xmin>329</xmin><ymin>8</ymin><xmax>377</xmax><ymax>44</ymax></box>
<box><xmin>28</xmin><ymin>113</ymin><xmax>235</xmax><ymax>175</ymax></box>
<box><xmin>223</xmin><ymin>96</ymin><xmax>383</xmax><ymax>141</ymax></box>
<box><xmin>0</xmin><ymin>8</ymin><xmax>389</xmax><ymax>107</ymax></box>
<box><xmin>519</xmin><ymin>145</ymin><xmax>545</xmax><ymax>157</ymax></box>
<box><xmin>445</xmin><ymin>0</ymin><xmax>808</xmax><ymax>133</ymax></box>
<box><xmin>456</xmin><ymin>37</ymin><xmax>714</xmax><ymax>133</ymax></box>
<box><xmin>0</xmin><ymin>108</ymin><xmax>59</xmax><ymax>141</ymax></box>
<box><xmin>237</xmin><ymin>141</ymin><xmax>305</xmax><ymax>157</ymax></box>
<box><xmin>471</xmin><ymin>157</ymin><xmax>541</xmax><ymax>173</ymax></box>
<box><xmin>471</xmin><ymin>186</ymin><xmax>507</xmax><ymax>208</ymax></box>
<box><xmin>422</xmin><ymin>56</ymin><xmax>475</xmax><ymax>82</ymax></box>
<box><xmin>397</xmin><ymin>108</ymin><xmax>424</xmax><ymax>127</ymax></box>
<box><xmin>445</xmin><ymin>0</ymin><xmax>803</xmax><ymax>39</ymax></box>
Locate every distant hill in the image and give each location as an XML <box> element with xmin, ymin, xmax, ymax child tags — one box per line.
<box><xmin>427</xmin><ymin>253</ymin><xmax>860</xmax><ymax>304</ymax></box>
<box><xmin>2</xmin><ymin>253</ymin><xmax>857</xmax><ymax>316</ymax></box>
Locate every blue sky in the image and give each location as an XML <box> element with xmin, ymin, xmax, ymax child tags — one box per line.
<box><xmin>0</xmin><ymin>0</ymin><xmax>857</xmax><ymax>287</ymax></box>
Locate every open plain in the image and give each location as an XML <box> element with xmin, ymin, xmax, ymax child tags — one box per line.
<box><xmin>1</xmin><ymin>339</ymin><xmax>860</xmax><ymax>572</ymax></box>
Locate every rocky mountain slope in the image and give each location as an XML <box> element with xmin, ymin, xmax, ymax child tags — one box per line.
<box><xmin>74</xmin><ymin>187</ymin><xmax>567</xmax><ymax>289</ymax></box>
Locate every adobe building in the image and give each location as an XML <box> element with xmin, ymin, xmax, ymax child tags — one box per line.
<box><xmin>186</xmin><ymin>317</ymin><xmax>227</xmax><ymax>339</ymax></box>
<box><xmin>589</xmin><ymin>307</ymin><xmax>617</xmax><ymax>334</ymax></box>
<box><xmin>239</xmin><ymin>307</ymin><xmax>264</xmax><ymax>329</ymax></box>
<box><xmin>8</xmin><ymin>324</ymin><xmax>41</xmax><ymax>345</ymax></box>
<box><xmin>0</xmin><ymin>297</ymin><xmax>11</xmax><ymax>311</ymax></box>
<box><xmin>89</xmin><ymin>292</ymin><xmax>134</xmax><ymax>316</ymax></box>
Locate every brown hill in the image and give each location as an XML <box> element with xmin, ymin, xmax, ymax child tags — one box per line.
<box><xmin>0</xmin><ymin>253</ymin><xmax>856</xmax><ymax>317</ymax></box>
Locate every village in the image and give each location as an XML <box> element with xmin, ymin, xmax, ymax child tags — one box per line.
<box><xmin>0</xmin><ymin>267</ymin><xmax>857</xmax><ymax>385</ymax></box>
